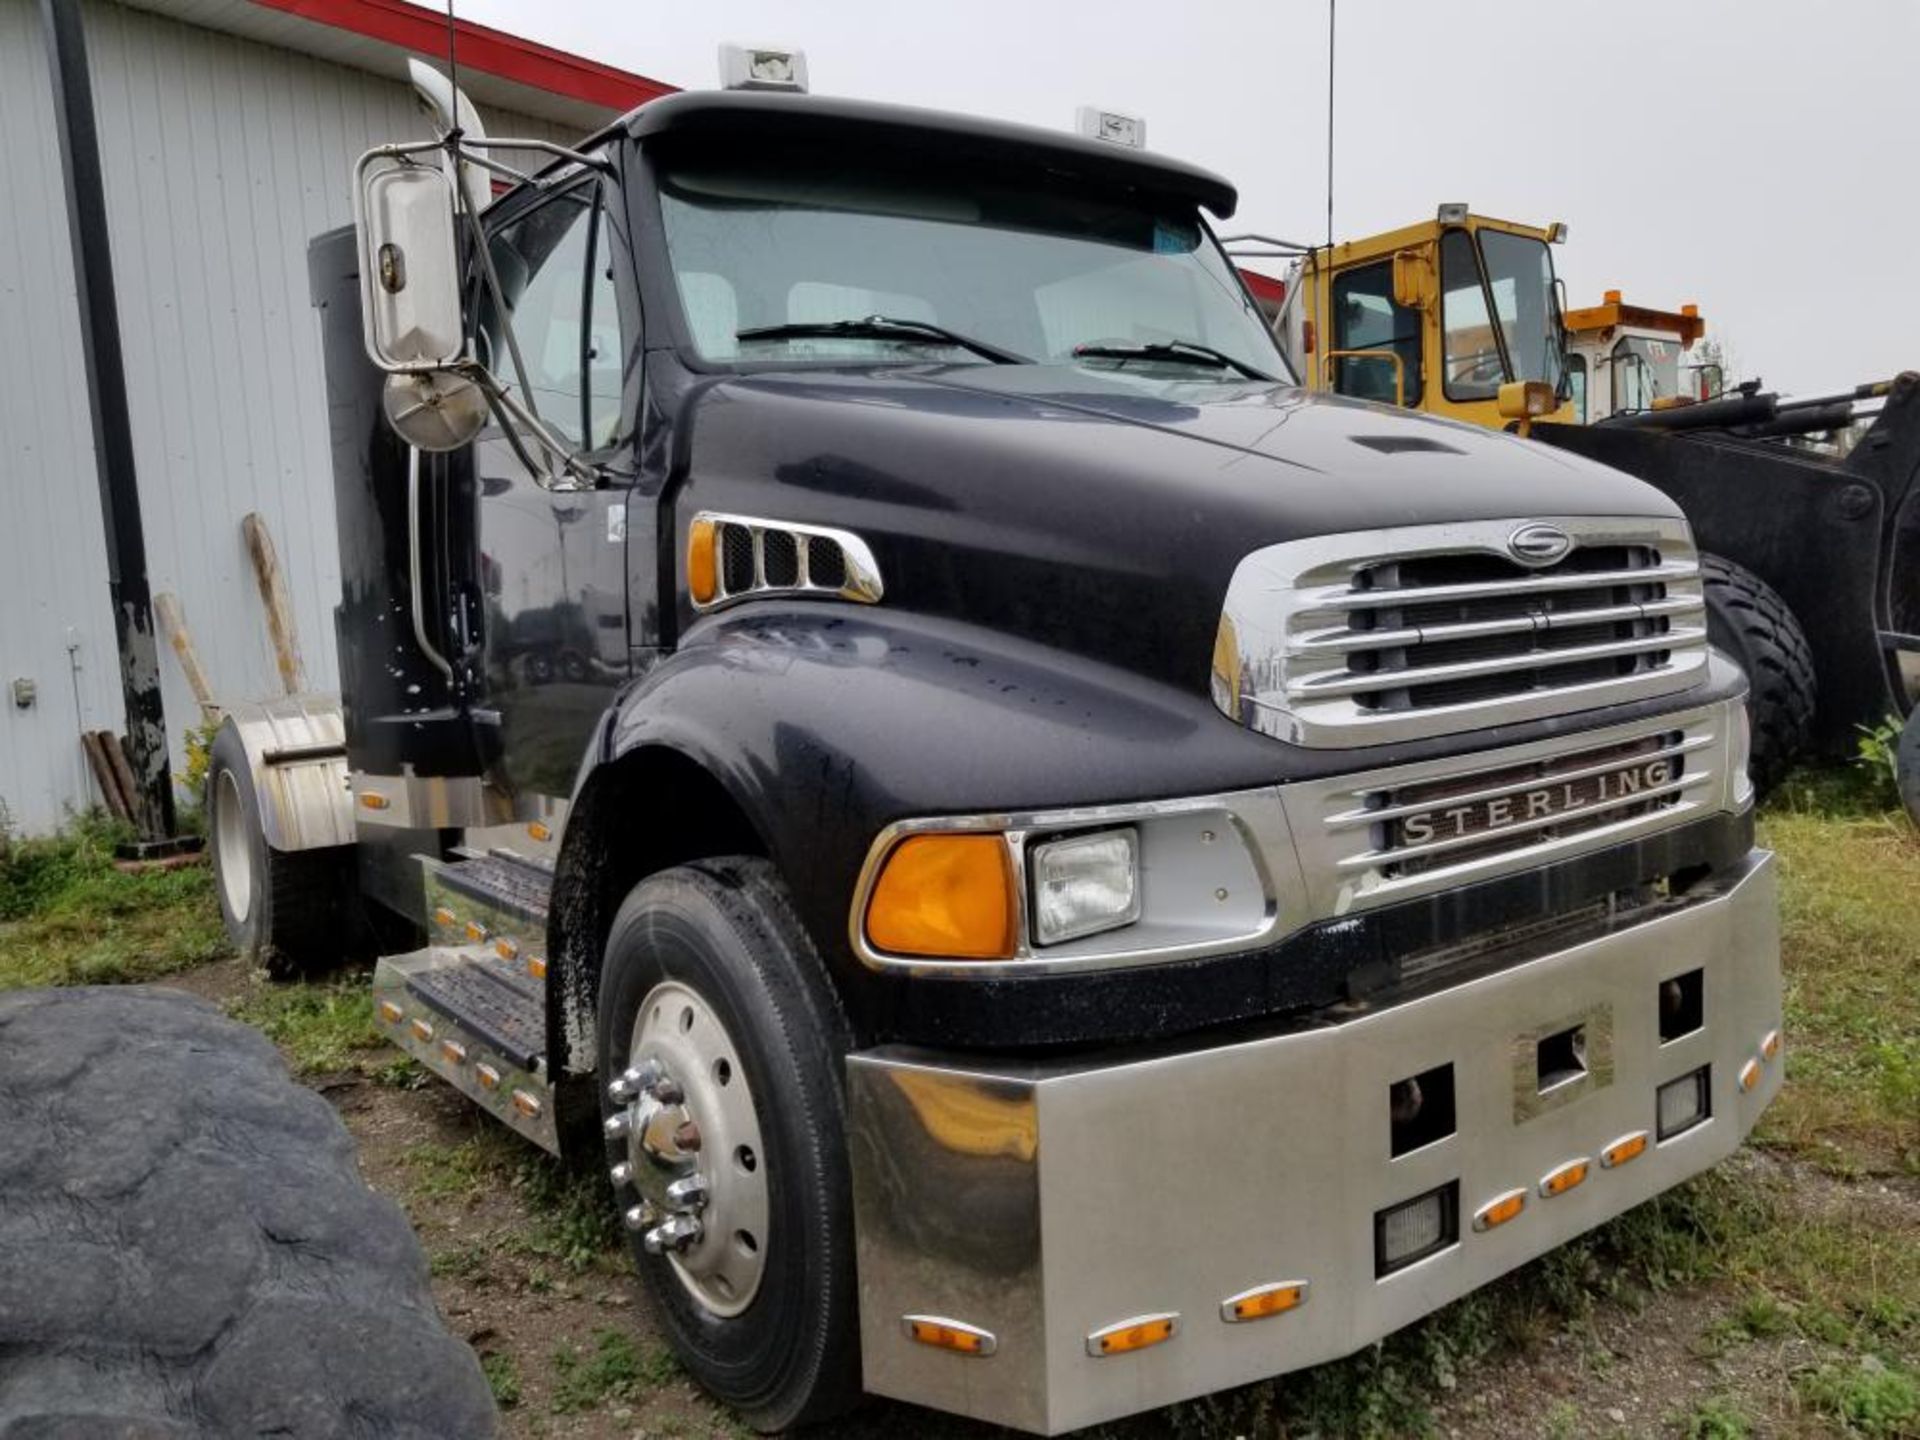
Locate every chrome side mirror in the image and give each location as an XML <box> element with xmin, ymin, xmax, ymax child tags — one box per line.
<box><xmin>353</xmin><ymin>154</ymin><xmax>465</xmax><ymax>372</ymax></box>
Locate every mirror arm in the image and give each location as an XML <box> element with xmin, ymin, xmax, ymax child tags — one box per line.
<box><xmin>459</xmin><ymin>198</ymin><xmax>546</xmax><ymax>436</ymax></box>
<box><xmin>469</xmin><ymin>366</ymin><xmax>596</xmax><ymax>491</ymax></box>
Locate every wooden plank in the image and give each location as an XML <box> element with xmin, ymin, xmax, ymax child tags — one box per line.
<box><xmin>106</xmin><ymin>733</ymin><xmax>147</xmax><ymax>831</ymax></box>
<box><xmin>242</xmin><ymin>512</ymin><xmax>305</xmax><ymax>694</ymax></box>
<box><xmin>154</xmin><ymin>590</ymin><xmax>221</xmax><ymax>721</ymax></box>
<box><xmin>81</xmin><ymin>731</ymin><xmax>131</xmax><ymax>822</ymax></box>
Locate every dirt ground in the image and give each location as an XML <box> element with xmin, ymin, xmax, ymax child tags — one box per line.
<box><xmin>166</xmin><ymin>953</ymin><xmax>1916</xmax><ymax>1440</ymax></box>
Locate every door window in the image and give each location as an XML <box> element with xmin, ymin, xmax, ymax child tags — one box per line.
<box><xmin>1566</xmin><ymin>354</ymin><xmax>1588</xmax><ymax>423</ymax></box>
<box><xmin>1440</xmin><ymin>228</ymin><xmax>1505</xmax><ymax>400</ymax></box>
<box><xmin>481</xmin><ymin>186</ymin><xmax>626</xmax><ymax>449</ymax></box>
<box><xmin>1329</xmin><ymin>261</ymin><xmax>1421</xmax><ymax>405</ymax></box>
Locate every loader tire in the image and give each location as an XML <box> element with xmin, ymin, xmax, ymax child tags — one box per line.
<box><xmin>207</xmin><ymin>723</ymin><xmax>352</xmax><ymax>979</ymax></box>
<box><xmin>1700</xmin><ymin>554</ymin><xmax>1816</xmax><ymax>796</ymax></box>
<box><xmin>0</xmin><ymin>986</ymin><xmax>497</xmax><ymax>1438</ymax></box>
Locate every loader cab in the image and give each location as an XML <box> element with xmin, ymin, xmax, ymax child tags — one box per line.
<box><xmin>1561</xmin><ymin>291</ymin><xmax>1709</xmax><ymax>423</ymax></box>
<box><xmin>1275</xmin><ymin>209</ymin><xmax>1576</xmax><ymax>428</ymax></box>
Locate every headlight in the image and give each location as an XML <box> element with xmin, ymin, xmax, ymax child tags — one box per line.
<box><xmin>1029</xmin><ymin>828</ymin><xmax>1141</xmax><ymax>945</ymax></box>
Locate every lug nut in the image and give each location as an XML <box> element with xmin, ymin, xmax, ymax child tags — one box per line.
<box><xmin>649</xmin><ymin>1077</ymin><xmax>686</xmax><ymax>1106</ymax></box>
<box><xmin>665</xmin><ymin>1173</ymin><xmax>710</xmax><ymax>1212</ymax></box>
<box><xmin>608</xmin><ymin>1067</ymin><xmax>642</xmax><ymax>1103</ymax></box>
<box><xmin>643</xmin><ymin>1214</ymin><xmax>703</xmax><ymax>1255</ymax></box>
<box><xmin>604</xmin><ymin>1112</ymin><xmax>632</xmax><ymax>1140</ymax></box>
<box><xmin>623</xmin><ymin>1202</ymin><xmax>657</xmax><ymax>1232</ymax></box>
<box><xmin>609</xmin><ymin>1161</ymin><xmax>633</xmax><ymax>1188</ymax></box>
<box><xmin>672</xmin><ymin>1120</ymin><xmax>702</xmax><ymax>1153</ymax></box>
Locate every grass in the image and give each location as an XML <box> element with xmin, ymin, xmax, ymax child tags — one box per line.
<box><xmin>548</xmin><ymin>1328</ymin><xmax>677</xmax><ymax>1414</ymax></box>
<box><xmin>0</xmin><ymin>814</ymin><xmax>227</xmax><ymax>988</ymax></box>
<box><xmin>1756</xmin><ymin>769</ymin><xmax>1920</xmax><ymax>1175</ymax></box>
<box><xmin>225</xmin><ymin>973</ymin><xmax>388</xmax><ymax>1075</ymax></box>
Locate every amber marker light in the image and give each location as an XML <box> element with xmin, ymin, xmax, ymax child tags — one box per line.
<box><xmin>377</xmin><ymin>999</ymin><xmax>403</xmax><ymax>1025</ymax></box>
<box><xmin>1087</xmin><ymin>1313</ymin><xmax>1178</xmax><ymax>1357</ymax></box>
<box><xmin>1472</xmin><ymin>1189</ymin><xmax>1527</xmax><ymax>1232</ymax></box>
<box><xmin>527</xmin><ymin>821</ymin><xmax>553</xmax><ymax>843</ymax></box>
<box><xmin>1738</xmin><ymin>1058</ymin><xmax>1762</xmax><ymax>1093</ymax></box>
<box><xmin>688</xmin><ymin>516</ymin><xmax>719</xmax><ymax>605</ymax></box>
<box><xmin>865</xmin><ymin>834</ymin><xmax>1016</xmax><ymax>960</ymax></box>
<box><xmin>1761</xmin><ymin>1029</ymin><xmax>1782</xmax><ymax>1062</ymax></box>
<box><xmin>432</xmin><ymin>906</ymin><xmax>456</xmax><ymax>928</ymax></box>
<box><xmin>903</xmin><ymin>1316</ymin><xmax>997</xmax><ymax>1357</ymax></box>
<box><xmin>1539</xmin><ymin>1158</ymin><xmax>1589</xmax><ymax>1198</ymax></box>
<box><xmin>1221</xmin><ymin>1281</ymin><xmax>1308</xmax><ymax>1323</ymax></box>
<box><xmin>358</xmin><ymin>791</ymin><xmax>390</xmax><ymax>810</ymax></box>
<box><xmin>1600</xmin><ymin>1131</ymin><xmax>1649</xmax><ymax>1169</ymax></box>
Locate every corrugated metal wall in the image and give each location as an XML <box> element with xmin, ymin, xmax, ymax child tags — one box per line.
<box><xmin>0</xmin><ymin>0</ymin><xmax>579</xmax><ymax>834</ymax></box>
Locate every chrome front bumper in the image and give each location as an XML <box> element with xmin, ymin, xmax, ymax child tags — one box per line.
<box><xmin>846</xmin><ymin>851</ymin><xmax>1781</xmax><ymax>1435</ymax></box>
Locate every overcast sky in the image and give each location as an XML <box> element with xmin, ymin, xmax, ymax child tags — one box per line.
<box><xmin>459</xmin><ymin>0</ymin><xmax>1917</xmax><ymax>397</ymax></box>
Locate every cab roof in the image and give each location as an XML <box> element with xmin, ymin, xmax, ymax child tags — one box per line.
<box><xmin>624</xmin><ymin>90</ymin><xmax>1239</xmax><ymax>219</ymax></box>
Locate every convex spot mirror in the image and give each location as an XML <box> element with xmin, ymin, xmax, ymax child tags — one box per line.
<box><xmin>354</xmin><ymin>155</ymin><xmax>465</xmax><ymax>371</ymax></box>
<box><xmin>384</xmin><ymin>371</ymin><xmax>488</xmax><ymax>453</ymax></box>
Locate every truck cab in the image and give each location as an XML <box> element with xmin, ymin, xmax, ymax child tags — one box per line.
<box><xmin>228</xmin><ymin>68</ymin><xmax>1781</xmax><ymax>1435</ymax></box>
<box><xmin>1561</xmin><ymin>289</ymin><xmax>1711</xmax><ymax>422</ymax></box>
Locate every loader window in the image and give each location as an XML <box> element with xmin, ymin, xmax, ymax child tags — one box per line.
<box><xmin>1566</xmin><ymin>355</ymin><xmax>1587</xmax><ymax>423</ymax></box>
<box><xmin>1330</xmin><ymin>262</ymin><xmax>1421</xmax><ymax>406</ymax></box>
<box><xmin>1440</xmin><ymin>229</ymin><xmax>1505</xmax><ymax>400</ymax></box>
<box><xmin>1440</xmin><ymin>228</ymin><xmax>1564</xmax><ymax>401</ymax></box>
<box><xmin>1610</xmin><ymin>336</ymin><xmax>1679</xmax><ymax>414</ymax></box>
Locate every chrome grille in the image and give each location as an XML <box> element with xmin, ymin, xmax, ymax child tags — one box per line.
<box><xmin>1281</xmin><ymin>703</ymin><xmax>1731</xmax><ymax>915</ymax></box>
<box><xmin>1214</xmin><ymin>517</ymin><xmax>1709</xmax><ymax>747</ymax></box>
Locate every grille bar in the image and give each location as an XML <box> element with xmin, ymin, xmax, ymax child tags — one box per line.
<box><xmin>1294</xmin><ymin>594</ymin><xmax>1705</xmax><ymax>655</ymax></box>
<box><xmin>1298</xmin><ymin>558</ymin><xmax>1700</xmax><ymax>613</ymax></box>
<box><xmin>1325</xmin><ymin>732</ymin><xmax>1715</xmax><ymax>830</ymax></box>
<box><xmin>1335</xmin><ymin>771</ymin><xmax>1712</xmax><ymax>873</ymax></box>
<box><xmin>1288</xmin><ymin>626</ymin><xmax>1706</xmax><ymax>701</ymax></box>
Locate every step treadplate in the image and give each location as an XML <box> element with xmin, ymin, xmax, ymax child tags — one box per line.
<box><xmin>373</xmin><ymin>947</ymin><xmax>558</xmax><ymax>1154</ymax></box>
<box><xmin>423</xmin><ymin>853</ymin><xmax>552</xmax><ymax>990</ymax></box>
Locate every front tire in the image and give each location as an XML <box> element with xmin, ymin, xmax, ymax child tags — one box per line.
<box><xmin>1898</xmin><ymin>705</ymin><xmax>1920</xmax><ymax>827</ymax></box>
<box><xmin>1700</xmin><ymin>554</ymin><xmax>1816</xmax><ymax>796</ymax></box>
<box><xmin>205</xmin><ymin>725</ymin><xmax>352</xmax><ymax>980</ymax></box>
<box><xmin>597</xmin><ymin>858</ymin><xmax>860</xmax><ymax>1433</ymax></box>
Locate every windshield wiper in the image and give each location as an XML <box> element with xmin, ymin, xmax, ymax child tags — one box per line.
<box><xmin>735</xmin><ymin>315</ymin><xmax>1027</xmax><ymax>365</ymax></box>
<box><xmin>1072</xmin><ymin>339</ymin><xmax>1274</xmax><ymax>382</ymax></box>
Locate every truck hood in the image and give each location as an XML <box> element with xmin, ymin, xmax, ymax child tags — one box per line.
<box><xmin>671</xmin><ymin>362</ymin><xmax>1682</xmax><ymax>694</ymax></box>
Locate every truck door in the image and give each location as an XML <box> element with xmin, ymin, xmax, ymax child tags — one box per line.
<box><xmin>471</xmin><ymin>178</ymin><xmax>634</xmax><ymax>801</ymax></box>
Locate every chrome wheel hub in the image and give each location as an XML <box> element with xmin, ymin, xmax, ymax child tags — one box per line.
<box><xmin>607</xmin><ymin>980</ymin><xmax>768</xmax><ymax>1316</ymax></box>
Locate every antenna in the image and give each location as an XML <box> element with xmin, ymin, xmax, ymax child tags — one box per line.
<box><xmin>444</xmin><ymin>0</ymin><xmax>460</xmax><ymax>141</ymax></box>
<box><xmin>1324</xmin><ymin>0</ymin><xmax>1336</xmax><ymax>256</ymax></box>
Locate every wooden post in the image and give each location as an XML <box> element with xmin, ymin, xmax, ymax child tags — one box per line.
<box><xmin>81</xmin><ymin>730</ymin><xmax>132</xmax><ymax>822</ymax></box>
<box><xmin>241</xmin><ymin>512</ymin><xmax>305</xmax><ymax>694</ymax></box>
<box><xmin>154</xmin><ymin>591</ymin><xmax>221</xmax><ymax>722</ymax></box>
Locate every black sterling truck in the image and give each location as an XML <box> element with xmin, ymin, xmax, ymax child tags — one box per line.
<box><xmin>204</xmin><ymin>52</ymin><xmax>1783</xmax><ymax>1435</ymax></box>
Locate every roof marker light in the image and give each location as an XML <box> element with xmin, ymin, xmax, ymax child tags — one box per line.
<box><xmin>719</xmin><ymin>44</ymin><xmax>809</xmax><ymax>93</ymax></box>
<box><xmin>1437</xmin><ymin>202</ymin><xmax>1469</xmax><ymax>223</ymax></box>
<box><xmin>1076</xmin><ymin>107</ymin><xmax>1146</xmax><ymax>149</ymax></box>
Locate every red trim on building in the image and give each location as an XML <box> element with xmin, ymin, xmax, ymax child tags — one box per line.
<box><xmin>1239</xmin><ymin>269</ymin><xmax>1286</xmax><ymax>305</ymax></box>
<box><xmin>248</xmin><ymin>0</ymin><xmax>676</xmax><ymax>112</ymax></box>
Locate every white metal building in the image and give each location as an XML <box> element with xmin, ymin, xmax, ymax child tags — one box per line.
<box><xmin>0</xmin><ymin>0</ymin><xmax>669</xmax><ymax>834</ymax></box>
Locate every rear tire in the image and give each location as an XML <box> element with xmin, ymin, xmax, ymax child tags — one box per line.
<box><xmin>597</xmin><ymin>857</ymin><xmax>860</xmax><ymax>1433</ymax></box>
<box><xmin>1700</xmin><ymin>554</ymin><xmax>1816</xmax><ymax>796</ymax></box>
<box><xmin>206</xmin><ymin>725</ymin><xmax>352</xmax><ymax>980</ymax></box>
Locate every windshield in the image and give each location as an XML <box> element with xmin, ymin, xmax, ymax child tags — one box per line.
<box><xmin>654</xmin><ymin>153</ymin><xmax>1288</xmax><ymax>379</ymax></box>
<box><xmin>1439</xmin><ymin>228</ymin><xmax>1564</xmax><ymax>399</ymax></box>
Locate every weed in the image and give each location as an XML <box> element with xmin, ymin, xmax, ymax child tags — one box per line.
<box><xmin>226</xmin><ymin>975</ymin><xmax>382</xmax><ymax>1074</ymax></box>
<box><xmin>510</xmin><ymin>1156</ymin><xmax>624</xmax><ymax>1272</ymax></box>
<box><xmin>1732</xmin><ymin>1292</ymin><xmax>1793</xmax><ymax>1340</ymax></box>
<box><xmin>1675</xmin><ymin>1393</ymin><xmax>1754</xmax><ymax>1439</ymax></box>
<box><xmin>1852</xmin><ymin>715</ymin><xmax>1908</xmax><ymax>812</ymax></box>
<box><xmin>480</xmin><ymin>1350</ymin><xmax>522</xmax><ymax>1409</ymax></box>
<box><xmin>428</xmin><ymin>1241</ymin><xmax>496</xmax><ymax>1284</ymax></box>
<box><xmin>548</xmin><ymin>1328</ymin><xmax>676</xmax><ymax>1413</ymax></box>
<box><xmin>0</xmin><ymin>815</ymin><xmax>227</xmax><ymax>988</ymax></box>
<box><xmin>1796</xmin><ymin>1356</ymin><xmax>1919</xmax><ymax>1435</ymax></box>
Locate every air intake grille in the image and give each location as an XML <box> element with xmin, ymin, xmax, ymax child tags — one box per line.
<box><xmin>692</xmin><ymin>512</ymin><xmax>884</xmax><ymax>611</ymax></box>
<box><xmin>1213</xmin><ymin>518</ymin><xmax>1709</xmax><ymax>747</ymax></box>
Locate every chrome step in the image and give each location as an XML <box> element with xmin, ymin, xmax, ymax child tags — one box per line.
<box><xmin>373</xmin><ymin>947</ymin><xmax>559</xmax><ymax>1154</ymax></box>
<box><xmin>423</xmin><ymin>851</ymin><xmax>551</xmax><ymax>990</ymax></box>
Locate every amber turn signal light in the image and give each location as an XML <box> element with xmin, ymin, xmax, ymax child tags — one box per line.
<box><xmin>903</xmin><ymin>1316</ymin><xmax>996</xmax><ymax>1357</ymax></box>
<box><xmin>1221</xmin><ymin>1281</ymin><xmax>1308</xmax><ymax>1323</ymax></box>
<box><xmin>1600</xmin><ymin>1131</ymin><xmax>1649</xmax><ymax>1169</ymax></box>
<box><xmin>1086</xmin><ymin>1313</ymin><xmax>1177</xmax><ymax>1357</ymax></box>
<box><xmin>866</xmin><ymin>833</ymin><xmax>1016</xmax><ymax>959</ymax></box>
<box><xmin>1473</xmin><ymin>1188</ymin><xmax>1527</xmax><ymax>1232</ymax></box>
<box><xmin>688</xmin><ymin>517</ymin><xmax>718</xmax><ymax>605</ymax></box>
<box><xmin>1539</xmin><ymin>1158</ymin><xmax>1589</xmax><ymax>1198</ymax></box>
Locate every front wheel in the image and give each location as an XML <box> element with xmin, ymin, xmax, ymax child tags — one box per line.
<box><xmin>1898</xmin><ymin>705</ymin><xmax>1920</xmax><ymax>827</ymax></box>
<box><xmin>597</xmin><ymin>858</ymin><xmax>860</xmax><ymax>1433</ymax></box>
